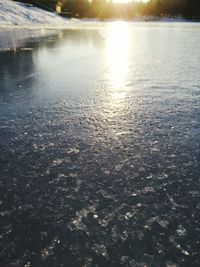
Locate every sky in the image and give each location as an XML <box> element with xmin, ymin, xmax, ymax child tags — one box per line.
<box><xmin>114</xmin><ymin>0</ymin><xmax>149</xmax><ymax>4</ymax></box>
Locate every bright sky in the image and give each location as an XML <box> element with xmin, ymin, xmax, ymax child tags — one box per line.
<box><xmin>113</xmin><ymin>0</ymin><xmax>149</xmax><ymax>4</ymax></box>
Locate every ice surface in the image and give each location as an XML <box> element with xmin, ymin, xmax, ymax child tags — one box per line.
<box><xmin>0</xmin><ymin>22</ymin><xmax>200</xmax><ymax>267</ymax></box>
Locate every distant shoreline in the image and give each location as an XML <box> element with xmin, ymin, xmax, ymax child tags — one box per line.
<box><xmin>0</xmin><ymin>17</ymin><xmax>200</xmax><ymax>30</ymax></box>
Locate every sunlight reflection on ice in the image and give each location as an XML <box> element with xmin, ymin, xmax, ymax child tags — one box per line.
<box><xmin>105</xmin><ymin>21</ymin><xmax>131</xmax><ymax>91</ymax></box>
<box><xmin>99</xmin><ymin>22</ymin><xmax>132</xmax><ymax>123</ymax></box>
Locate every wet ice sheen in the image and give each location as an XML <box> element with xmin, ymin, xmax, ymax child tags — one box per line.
<box><xmin>0</xmin><ymin>22</ymin><xmax>200</xmax><ymax>266</ymax></box>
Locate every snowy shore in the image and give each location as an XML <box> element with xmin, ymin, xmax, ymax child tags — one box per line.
<box><xmin>0</xmin><ymin>0</ymin><xmax>68</xmax><ymax>26</ymax></box>
<box><xmin>0</xmin><ymin>0</ymin><xmax>196</xmax><ymax>28</ymax></box>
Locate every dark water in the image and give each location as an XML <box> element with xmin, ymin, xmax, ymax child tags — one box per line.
<box><xmin>0</xmin><ymin>23</ymin><xmax>200</xmax><ymax>267</ymax></box>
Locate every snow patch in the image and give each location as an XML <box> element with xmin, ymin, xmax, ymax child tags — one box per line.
<box><xmin>0</xmin><ymin>0</ymin><xmax>68</xmax><ymax>26</ymax></box>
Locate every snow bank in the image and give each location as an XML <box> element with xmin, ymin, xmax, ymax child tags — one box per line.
<box><xmin>0</xmin><ymin>0</ymin><xmax>68</xmax><ymax>26</ymax></box>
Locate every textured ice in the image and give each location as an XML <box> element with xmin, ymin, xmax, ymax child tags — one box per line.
<box><xmin>0</xmin><ymin>23</ymin><xmax>200</xmax><ymax>267</ymax></box>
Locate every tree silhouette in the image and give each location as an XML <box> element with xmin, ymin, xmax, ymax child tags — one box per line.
<box><xmin>13</xmin><ymin>0</ymin><xmax>200</xmax><ymax>19</ymax></box>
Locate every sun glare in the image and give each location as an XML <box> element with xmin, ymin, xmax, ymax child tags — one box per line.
<box><xmin>113</xmin><ymin>0</ymin><xmax>148</xmax><ymax>4</ymax></box>
<box><xmin>113</xmin><ymin>0</ymin><xmax>132</xmax><ymax>3</ymax></box>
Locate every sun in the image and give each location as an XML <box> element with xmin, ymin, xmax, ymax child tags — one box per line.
<box><xmin>113</xmin><ymin>0</ymin><xmax>148</xmax><ymax>4</ymax></box>
<box><xmin>113</xmin><ymin>0</ymin><xmax>132</xmax><ymax>3</ymax></box>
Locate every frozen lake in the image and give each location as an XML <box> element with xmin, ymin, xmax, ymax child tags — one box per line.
<box><xmin>0</xmin><ymin>22</ymin><xmax>200</xmax><ymax>266</ymax></box>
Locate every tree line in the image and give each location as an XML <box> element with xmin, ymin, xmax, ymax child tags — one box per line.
<box><xmin>14</xmin><ymin>0</ymin><xmax>200</xmax><ymax>19</ymax></box>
